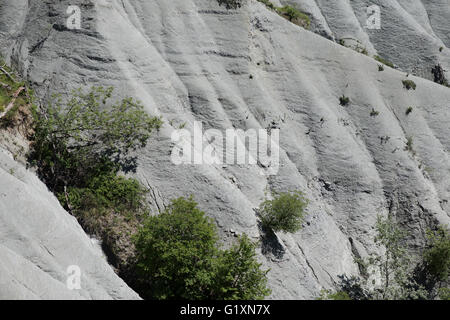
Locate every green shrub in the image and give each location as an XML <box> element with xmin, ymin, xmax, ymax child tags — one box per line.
<box><xmin>277</xmin><ymin>5</ymin><xmax>310</xmax><ymax>29</ymax></box>
<box><xmin>439</xmin><ymin>47</ymin><xmax>444</xmax><ymax>52</ymax></box>
<box><xmin>329</xmin><ymin>219</ymin><xmax>449</xmax><ymax>300</ymax></box>
<box><xmin>374</xmin><ymin>55</ymin><xmax>394</xmax><ymax>68</ymax></box>
<box><xmin>438</xmin><ymin>288</ymin><xmax>450</xmax><ymax>300</ymax></box>
<box><xmin>217</xmin><ymin>0</ymin><xmax>242</xmax><ymax>9</ymax></box>
<box><xmin>134</xmin><ymin>197</ymin><xmax>271</xmax><ymax>300</ymax></box>
<box><xmin>406</xmin><ymin>106</ymin><xmax>413</xmax><ymax>115</ymax></box>
<box><xmin>404</xmin><ymin>136</ymin><xmax>415</xmax><ymax>155</ymax></box>
<box><xmin>257</xmin><ymin>0</ymin><xmax>275</xmax><ymax>10</ymax></box>
<box><xmin>402</xmin><ymin>79</ymin><xmax>417</xmax><ymax>90</ymax></box>
<box><xmin>318</xmin><ymin>290</ymin><xmax>351</xmax><ymax>300</ymax></box>
<box><xmin>29</xmin><ymin>86</ymin><xmax>162</xmax><ymax>193</ymax></box>
<box><xmin>370</xmin><ymin>215</ymin><xmax>426</xmax><ymax>299</ymax></box>
<box><xmin>62</xmin><ymin>173</ymin><xmax>147</xmax><ymax>214</ymax></box>
<box><xmin>423</xmin><ymin>226</ymin><xmax>450</xmax><ymax>282</ymax></box>
<box><xmin>370</xmin><ymin>108</ymin><xmax>380</xmax><ymax>117</ymax></box>
<box><xmin>259</xmin><ymin>191</ymin><xmax>308</xmax><ymax>233</ymax></box>
<box><xmin>339</xmin><ymin>95</ymin><xmax>350</xmax><ymax>106</ymax></box>
<box><xmin>213</xmin><ymin>234</ymin><xmax>271</xmax><ymax>300</ymax></box>
<box><xmin>378</xmin><ymin>64</ymin><xmax>384</xmax><ymax>72</ymax></box>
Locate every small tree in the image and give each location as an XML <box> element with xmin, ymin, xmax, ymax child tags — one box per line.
<box><xmin>217</xmin><ymin>0</ymin><xmax>243</xmax><ymax>10</ymax></box>
<box><xmin>134</xmin><ymin>197</ymin><xmax>271</xmax><ymax>300</ymax></box>
<box><xmin>402</xmin><ymin>79</ymin><xmax>417</xmax><ymax>90</ymax></box>
<box><xmin>134</xmin><ymin>197</ymin><xmax>219</xmax><ymax>300</ymax></box>
<box><xmin>339</xmin><ymin>95</ymin><xmax>350</xmax><ymax>106</ymax></box>
<box><xmin>423</xmin><ymin>226</ymin><xmax>450</xmax><ymax>282</ymax></box>
<box><xmin>213</xmin><ymin>235</ymin><xmax>271</xmax><ymax>299</ymax></box>
<box><xmin>259</xmin><ymin>191</ymin><xmax>308</xmax><ymax>233</ymax></box>
<box><xmin>30</xmin><ymin>86</ymin><xmax>162</xmax><ymax>191</ymax></box>
<box><xmin>363</xmin><ymin>216</ymin><xmax>426</xmax><ymax>300</ymax></box>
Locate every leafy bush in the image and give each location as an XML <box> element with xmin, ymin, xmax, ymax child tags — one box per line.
<box><xmin>134</xmin><ymin>197</ymin><xmax>271</xmax><ymax>300</ymax></box>
<box><xmin>378</xmin><ymin>64</ymin><xmax>384</xmax><ymax>72</ymax></box>
<box><xmin>363</xmin><ymin>215</ymin><xmax>425</xmax><ymax>299</ymax></box>
<box><xmin>29</xmin><ymin>86</ymin><xmax>162</xmax><ymax>193</ymax></box>
<box><xmin>438</xmin><ymin>288</ymin><xmax>450</xmax><ymax>300</ymax></box>
<box><xmin>277</xmin><ymin>5</ymin><xmax>310</xmax><ymax>28</ymax></box>
<box><xmin>326</xmin><ymin>218</ymin><xmax>449</xmax><ymax>300</ymax></box>
<box><xmin>402</xmin><ymin>80</ymin><xmax>417</xmax><ymax>90</ymax></box>
<box><xmin>339</xmin><ymin>95</ymin><xmax>350</xmax><ymax>106</ymax></box>
<box><xmin>374</xmin><ymin>55</ymin><xmax>394</xmax><ymax>68</ymax></box>
<box><xmin>217</xmin><ymin>0</ymin><xmax>243</xmax><ymax>10</ymax></box>
<box><xmin>259</xmin><ymin>191</ymin><xmax>308</xmax><ymax>233</ymax></box>
<box><xmin>423</xmin><ymin>226</ymin><xmax>450</xmax><ymax>282</ymax></box>
<box><xmin>404</xmin><ymin>136</ymin><xmax>415</xmax><ymax>155</ymax></box>
<box><xmin>257</xmin><ymin>0</ymin><xmax>275</xmax><ymax>10</ymax></box>
<box><xmin>213</xmin><ymin>234</ymin><xmax>271</xmax><ymax>299</ymax></box>
<box><xmin>370</xmin><ymin>108</ymin><xmax>380</xmax><ymax>117</ymax></box>
<box><xmin>27</xmin><ymin>86</ymin><xmax>160</xmax><ymax>277</ymax></box>
<box><xmin>318</xmin><ymin>290</ymin><xmax>351</xmax><ymax>300</ymax></box>
<box><xmin>0</xmin><ymin>61</ymin><xmax>30</xmax><ymax>128</ymax></box>
<box><xmin>406</xmin><ymin>106</ymin><xmax>413</xmax><ymax>115</ymax></box>
<box><xmin>62</xmin><ymin>173</ymin><xmax>148</xmax><ymax>214</ymax></box>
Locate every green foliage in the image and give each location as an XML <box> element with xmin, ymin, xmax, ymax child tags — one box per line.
<box><xmin>361</xmin><ymin>216</ymin><xmax>426</xmax><ymax>300</ymax></box>
<box><xmin>370</xmin><ymin>108</ymin><xmax>380</xmax><ymax>117</ymax></box>
<box><xmin>277</xmin><ymin>5</ymin><xmax>310</xmax><ymax>28</ymax></box>
<box><xmin>134</xmin><ymin>197</ymin><xmax>219</xmax><ymax>299</ymax></box>
<box><xmin>329</xmin><ymin>219</ymin><xmax>448</xmax><ymax>300</ymax></box>
<box><xmin>62</xmin><ymin>173</ymin><xmax>147</xmax><ymax>214</ymax></box>
<box><xmin>0</xmin><ymin>61</ymin><xmax>31</xmax><ymax>128</ymax></box>
<box><xmin>318</xmin><ymin>289</ymin><xmax>351</xmax><ymax>300</ymax></box>
<box><xmin>29</xmin><ymin>86</ymin><xmax>162</xmax><ymax>192</ymax></box>
<box><xmin>213</xmin><ymin>234</ymin><xmax>271</xmax><ymax>300</ymax></box>
<box><xmin>439</xmin><ymin>47</ymin><xmax>444</xmax><ymax>52</ymax></box>
<box><xmin>217</xmin><ymin>0</ymin><xmax>242</xmax><ymax>10</ymax></box>
<box><xmin>438</xmin><ymin>287</ymin><xmax>450</xmax><ymax>300</ymax></box>
<box><xmin>257</xmin><ymin>0</ymin><xmax>275</xmax><ymax>10</ymax></box>
<box><xmin>256</xmin><ymin>1</ymin><xmax>310</xmax><ymax>29</ymax></box>
<box><xmin>374</xmin><ymin>55</ymin><xmax>394</xmax><ymax>68</ymax></box>
<box><xmin>406</xmin><ymin>106</ymin><xmax>413</xmax><ymax>115</ymax></box>
<box><xmin>404</xmin><ymin>136</ymin><xmax>415</xmax><ymax>155</ymax></box>
<box><xmin>259</xmin><ymin>191</ymin><xmax>308</xmax><ymax>233</ymax></box>
<box><xmin>339</xmin><ymin>95</ymin><xmax>350</xmax><ymax>106</ymax></box>
<box><xmin>402</xmin><ymin>79</ymin><xmax>417</xmax><ymax>90</ymax></box>
<box><xmin>378</xmin><ymin>64</ymin><xmax>384</xmax><ymax>72</ymax></box>
<box><xmin>134</xmin><ymin>197</ymin><xmax>271</xmax><ymax>300</ymax></box>
<box><xmin>423</xmin><ymin>226</ymin><xmax>450</xmax><ymax>282</ymax></box>
<box><xmin>372</xmin><ymin>216</ymin><xmax>428</xmax><ymax>299</ymax></box>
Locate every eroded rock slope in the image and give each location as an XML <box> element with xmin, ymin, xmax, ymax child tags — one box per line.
<box><xmin>0</xmin><ymin>0</ymin><xmax>449</xmax><ymax>299</ymax></box>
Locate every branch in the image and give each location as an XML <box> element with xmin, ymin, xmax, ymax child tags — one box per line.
<box><xmin>0</xmin><ymin>87</ymin><xmax>25</xmax><ymax>119</ymax></box>
<box><xmin>0</xmin><ymin>81</ymin><xmax>11</xmax><ymax>90</ymax></box>
<box><xmin>0</xmin><ymin>64</ymin><xmax>15</xmax><ymax>82</ymax></box>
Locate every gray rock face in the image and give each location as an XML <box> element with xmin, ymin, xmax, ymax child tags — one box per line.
<box><xmin>0</xmin><ymin>147</ymin><xmax>140</xmax><ymax>299</ymax></box>
<box><xmin>0</xmin><ymin>0</ymin><xmax>449</xmax><ymax>299</ymax></box>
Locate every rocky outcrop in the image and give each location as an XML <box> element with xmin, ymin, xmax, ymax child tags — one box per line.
<box><xmin>0</xmin><ymin>0</ymin><xmax>449</xmax><ymax>299</ymax></box>
<box><xmin>0</xmin><ymin>146</ymin><xmax>140</xmax><ymax>299</ymax></box>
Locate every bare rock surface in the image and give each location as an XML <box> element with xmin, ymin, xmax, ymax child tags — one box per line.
<box><xmin>0</xmin><ymin>147</ymin><xmax>140</xmax><ymax>299</ymax></box>
<box><xmin>0</xmin><ymin>0</ymin><xmax>449</xmax><ymax>299</ymax></box>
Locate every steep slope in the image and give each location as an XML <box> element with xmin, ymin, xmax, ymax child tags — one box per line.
<box><xmin>0</xmin><ymin>147</ymin><xmax>140</xmax><ymax>299</ymax></box>
<box><xmin>283</xmin><ymin>0</ymin><xmax>450</xmax><ymax>79</ymax></box>
<box><xmin>0</xmin><ymin>0</ymin><xmax>449</xmax><ymax>299</ymax></box>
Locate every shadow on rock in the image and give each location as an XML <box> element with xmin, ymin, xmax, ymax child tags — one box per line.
<box><xmin>258</xmin><ymin>220</ymin><xmax>285</xmax><ymax>260</ymax></box>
